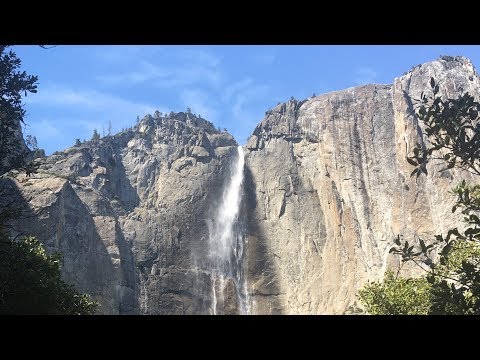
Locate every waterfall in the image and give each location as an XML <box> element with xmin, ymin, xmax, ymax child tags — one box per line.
<box><xmin>207</xmin><ymin>145</ymin><xmax>248</xmax><ymax>314</ymax></box>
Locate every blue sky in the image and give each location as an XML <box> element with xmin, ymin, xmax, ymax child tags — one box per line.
<box><xmin>13</xmin><ymin>45</ymin><xmax>480</xmax><ymax>155</ymax></box>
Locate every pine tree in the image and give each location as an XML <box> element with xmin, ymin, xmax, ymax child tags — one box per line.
<box><xmin>25</xmin><ymin>135</ymin><xmax>38</xmax><ymax>151</ymax></box>
<box><xmin>0</xmin><ymin>46</ymin><xmax>38</xmax><ymax>175</ymax></box>
<box><xmin>91</xmin><ymin>129</ymin><xmax>100</xmax><ymax>141</ymax></box>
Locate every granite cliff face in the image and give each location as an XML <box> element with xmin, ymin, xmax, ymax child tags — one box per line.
<box><xmin>2</xmin><ymin>56</ymin><xmax>479</xmax><ymax>314</ymax></box>
<box><xmin>243</xmin><ymin>55</ymin><xmax>480</xmax><ymax>314</ymax></box>
<box><xmin>1</xmin><ymin>112</ymin><xmax>237</xmax><ymax>314</ymax></box>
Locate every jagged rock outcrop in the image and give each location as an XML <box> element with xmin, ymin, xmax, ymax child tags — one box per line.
<box><xmin>243</xmin><ymin>56</ymin><xmax>480</xmax><ymax>314</ymax></box>
<box><xmin>2</xmin><ymin>56</ymin><xmax>479</xmax><ymax>315</ymax></box>
<box><xmin>1</xmin><ymin>112</ymin><xmax>237</xmax><ymax>314</ymax></box>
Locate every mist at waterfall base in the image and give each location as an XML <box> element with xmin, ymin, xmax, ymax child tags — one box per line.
<box><xmin>206</xmin><ymin>146</ymin><xmax>249</xmax><ymax>315</ymax></box>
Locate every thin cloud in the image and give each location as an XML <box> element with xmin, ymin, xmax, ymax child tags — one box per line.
<box><xmin>27</xmin><ymin>86</ymin><xmax>158</xmax><ymax>115</ymax></box>
<box><xmin>178</xmin><ymin>77</ymin><xmax>270</xmax><ymax>140</ymax></box>
<box><xmin>94</xmin><ymin>45</ymin><xmax>162</xmax><ymax>64</ymax></box>
<box><xmin>224</xmin><ymin>78</ymin><xmax>270</xmax><ymax>120</ymax></box>
<box><xmin>180</xmin><ymin>89</ymin><xmax>219</xmax><ymax>122</ymax></box>
<box><xmin>232</xmin><ymin>85</ymin><xmax>269</xmax><ymax>119</ymax></box>
<box><xmin>155</xmin><ymin>65</ymin><xmax>222</xmax><ymax>89</ymax></box>
<box><xmin>96</xmin><ymin>60</ymin><xmax>223</xmax><ymax>89</ymax></box>
<box><xmin>175</xmin><ymin>48</ymin><xmax>222</xmax><ymax>68</ymax></box>
<box><xmin>354</xmin><ymin>67</ymin><xmax>378</xmax><ymax>85</ymax></box>
<box><xmin>220</xmin><ymin>78</ymin><xmax>271</xmax><ymax>143</ymax></box>
<box><xmin>96</xmin><ymin>47</ymin><xmax>223</xmax><ymax>89</ymax></box>
<box><xmin>24</xmin><ymin>118</ymin><xmax>62</xmax><ymax>139</ymax></box>
<box><xmin>96</xmin><ymin>61</ymin><xmax>169</xmax><ymax>86</ymax></box>
<box><xmin>253</xmin><ymin>50</ymin><xmax>277</xmax><ymax>66</ymax></box>
<box><xmin>222</xmin><ymin>78</ymin><xmax>254</xmax><ymax>102</ymax></box>
<box><xmin>24</xmin><ymin>86</ymin><xmax>167</xmax><ymax>154</ymax></box>
<box><xmin>24</xmin><ymin>46</ymin><xmax>273</xmax><ymax>151</ymax></box>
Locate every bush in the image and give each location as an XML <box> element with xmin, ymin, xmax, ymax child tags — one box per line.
<box><xmin>0</xmin><ymin>236</ymin><xmax>97</xmax><ymax>315</ymax></box>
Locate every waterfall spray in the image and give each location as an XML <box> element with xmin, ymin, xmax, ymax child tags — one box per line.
<box><xmin>208</xmin><ymin>145</ymin><xmax>248</xmax><ymax>314</ymax></box>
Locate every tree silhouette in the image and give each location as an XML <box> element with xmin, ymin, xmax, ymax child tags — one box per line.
<box><xmin>0</xmin><ymin>46</ymin><xmax>38</xmax><ymax>175</ymax></box>
<box><xmin>91</xmin><ymin>129</ymin><xmax>100</xmax><ymax>141</ymax></box>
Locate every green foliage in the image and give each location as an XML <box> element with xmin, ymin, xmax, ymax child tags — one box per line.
<box><xmin>1</xmin><ymin>180</ymin><xmax>96</xmax><ymax>314</ymax></box>
<box><xmin>359</xmin><ymin>271</ymin><xmax>432</xmax><ymax>315</ymax></box>
<box><xmin>359</xmin><ymin>78</ymin><xmax>480</xmax><ymax>314</ymax></box>
<box><xmin>0</xmin><ymin>236</ymin><xmax>97</xmax><ymax>314</ymax></box>
<box><xmin>429</xmin><ymin>242</ymin><xmax>480</xmax><ymax>314</ymax></box>
<box><xmin>0</xmin><ymin>45</ymin><xmax>39</xmax><ymax>174</ymax></box>
<box><xmin>407</xmin><ymin>79</ymin><xmax>480</xmax><ymax>177</ymax></box>
<box><xmin>0</xmin><ymin>46</ymin><xmax>38</xmax><ymax>124</ymax></box>
<box><xmin>360</xmin><ymin>243</ymin><xmax>480</xmax><ymax>314</ymax></box>
<box><xmin>75</xmin><ymin>138</ymin><xmax>82</xmax><ymax>146</ymax></box>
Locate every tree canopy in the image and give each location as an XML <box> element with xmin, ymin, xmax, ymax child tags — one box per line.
<box><xmin>0</xmin><ymin>235</ymin><xmax>97</xmax><ymax>314</ymax></box>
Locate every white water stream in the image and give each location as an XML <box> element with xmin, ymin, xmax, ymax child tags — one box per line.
<box><xmin>207</xmin><ymin>145</ymin><xmax>248</xmax><ymax>314</ymax></box>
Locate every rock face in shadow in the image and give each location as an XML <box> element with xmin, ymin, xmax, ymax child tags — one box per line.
<box><xmin>2</xmin><ymin>112</ymin><xmax>237</xmax><ymax>314</ymax></box>
<box><xmin>243</xmin><ymin>56</ymin><xmax>480</xmax><ymax>314</ymax></box>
